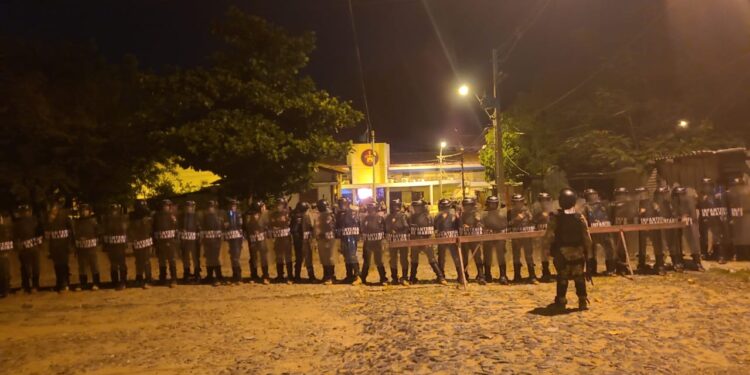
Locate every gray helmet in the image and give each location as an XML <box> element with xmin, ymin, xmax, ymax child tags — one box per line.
<box><xmin>485</xmin><ymin>196</ymin><xmax>500</xmax><ymax>209</ymax></box>
<box><xmin>537</xmin><ymin>192</ymin><xmax>552</xmax><ymax>201</ymax></box>
<box><xmin>316</xmin><ymin>199</ymin><xmax>330</xmax><ymax>212</ymax></box>
<box><xmin>390</xmin><ymin>199</ymin><xmax>402</xmax><ymax>213</ymax></box>
<box><xmin>461</xmin><ymin>197</ymin><xmax>476</xmax><ymax>207</ymax></box>
<box><xmin>296</xmin><ymin>201</ymin><xmax>311</xmax><ymax>213</ymax></box>
<box><xmin>411</xmin><ymin>199</ymin><xmax>426</xmax><ymax>207</ymax></box>
<box><xmin>511</xmin><ymin>194</ymin><xmax>525</xmax><ymax>203</ymax></box>
<box><xmin>656</xmin><ymin>186</ymin><xmax>670</xmax><ymax>194</ymax></box>
<box><xmin>558</xmin><ymin>188</ymin><xmax>577</xmax><ymax>210</ymax></box>
<box><xmin>248</xmin><ymin>200</ymin><xmax>264</xmax><ymax>213</ymax></box>
<box><xmin>337</xmin><ymin>197</ymin><xmax>350</xmax><ymax>209</ymax></box>
<box><xmin>729</xmin><ymin>177</ymin><xmax>744</xmax><ymax>186</ymax></box>
<box><xmin>614</xmin><ymin>187</ymin><xmax>629</xmax><ymax>196</ymax></box>
<box><xmin>583</xmin><ymin>188</ymin><xmax>597</xmax><ymax>197</ymax></box>
<box><xmin>438</xmin><ymin>198</ymin><xmax>452</xmax><ymax>210</ymax></box>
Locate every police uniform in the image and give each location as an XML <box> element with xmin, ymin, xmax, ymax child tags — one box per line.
<box><xmin>612</xmin><ymin>188</ymin><xmax>637</xmax><ymax>274</ymax></box>
<box><xmin>653</xmin><ymin>187</ymin><xmax>678</xmax><ymax>274</ymax></box>
<box><xmin>0</xmin><ymin>213</ymin><xmax>14</xmax><ymax>297</ymax></box>
<box><xmin>44</xmin><ymin>202</ymin><xmax>73</xmax><ymax>292</ymax></box>
<box><xmin>583</xmin><ymin>189</ymin><xmax>617</xmax><ymax>275</ymax></box>
<box><xmin>129</xmin><ymin>201</ymin><xmax>154</xmax><ymax>288</ymax></box>
<box><xmin>509</xmin><ymin>195</ymin><xmax>537</xmax><ymax>283</ymax></box>
<box><xmin>544</xmin><ymin>189</ymin><xmax>593</xmax><ymax>310</ymax></box>
<box><xmin>459</xmin><ymin>198</ymin><xmax>485</xmax><ymax>284</ymax></box>
<box><xmin>153</xmin><ymin>200</ymin><xmax>179</xmax><ymax>286</ymax></box>
<box><xmin>178</xmin><ymin>201</ymin><xmax>201</xmax><ymax>283</ymax></box>
<box><xmin>674</xmin><ymin>187</ymin><xmax>704</xmax><ymax>271</ymax></box>
<box><xmin>698</xmin><ymin>178</ymin><xmax>729</xmax><ymax>262</ymax></box>
<box><xmin>727</xmin><ymin>177</ymin><xmax>750</xmax><ymax>260</ymax></box>
<box><xmin>14</xmin><ymin>205</ymin><xmax>43</xmax><ymax>293</ymax></box>
<box><xmin>532</xmin><ymin>193</ymin><xmax>555</xmax><ymax>282</ymax></box>
<box><xmin>482</xmin><ymin>196</ymin><xmax>509</xmax><ymax>284</ymax></box>
<box><xmin>314</xmin><ymin>200</ymin><xmax>337</xmax><ymax>285</ymax></box>
<box><xmin>244</xmin><ymin>201</ymin><xmax>270</xmax><ymax>283</ymax></box>
<box><xmin>224</xmin><ymin>200</ymin><xmax>244</xmax><ymax>284</ymax></box>
<box><xmin>360</xmin><ymin>203</ymin><xmax>388</xmax><ymax>284</ymax></box>
<box><xmin>409</xmin><ymin>200</ymin><xmax>443</xmax><ymax>284</ymax></box>
<box><xmin>336</xmin><ymin>198</ymin><xmax>361</xmax><ymax>284</ymax></box>
<box><xmin>291</xmin><ymin>202</ymin><xmax>316</xmax><ymax>282</ymax></box>
<box><xmin>269</xmin><ymin>199</ymin><xmax>294</xmax><ymax>283</ymax></box>
<box><xmin>200</xmin><ymin>201</ymin><xmax>225</xmax><ymax>285</ymax></box>
<box><xmin>72</xmin><ymin>205</ymin><xmax>101</xmax><ymax>290</ymax></box>
<box><xmin>634</xmin><ymin>187</ymin><xmax>664</xmax><ymax>274</ymax></box>
<box><xmin>435</xmin><ymin>199</ymin><xmax>462</xmax><ymax>283</ymax></box>
<box><xmin>102</xmin><ymin>204</ymin><xmax>128</xmax><ymax>290</ymax></box>
<box><xmin>385</xmin><ymin>199</ymin><xmax>410</xmax><ymax>285</ymax></box>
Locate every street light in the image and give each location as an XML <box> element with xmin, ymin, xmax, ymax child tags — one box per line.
<box><xmin>458</xmin><ymin>84</ymin><xmax>469</xmax><ymax>97</ymax></box>
<box><xmin>438</xmin><ymin>141</ymin><xmax>446</xmax><ymax>199</ymax></box>
<box><xmin>678</xmin><ymin>119</ymin><xmax>689</xmax><ymax>129</ymax></box>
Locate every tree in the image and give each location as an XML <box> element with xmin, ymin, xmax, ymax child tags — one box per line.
<box><xmin>152</xmin><ymin>8</ymin><xmax>362</xmax><ymax>198</ymax></box>
<box><xmin>0</xmin><ymin>38</ymin><xmax>167</xmax><ymax>208</ymax></box>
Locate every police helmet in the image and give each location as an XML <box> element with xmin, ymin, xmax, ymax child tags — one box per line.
<box><xmin>16</xmin><ymin>204</ymin><xmax>31</xmax><ymax>213</ymax></box>
<box><xmin>558</xmin><ymin>188</ymin><xmax>578</xmax><ymax>210</ymax></box>
<box><xmin>461</xmin><ymin>197</ymin><xmax>476</xmax><ymax>207</ymax></box>
<box><xmin>337</xmin><ymin>197</ymin><xmax>350</xmax><ymax>208</ymax></box>
<box><xmin>583</xmin><ymin>188</ymin><xmax>598</xmax><ymax>197</ymax></box>
<box><xmin>390</xmin><ymin>199</ymin><xmax>403</xmax><ymax>212</ymax></box>
<box><xmin>316</xmin><ymin>199</ymin><xmax>330</xmax><ymax>212</ymax></box>
<box><xmin>161</xmin><ymin>199</ymin><xmax>173</xmax><ymax>209</ymax></box>
<box><xmin>729</xmin><ymin>177</ymin><xmax>744</xmax><ymax>186</ymax></box>
<box><xmin>634</xmin><ymin>187</ymin><xmax>647</xmax><ymax>194</ymax></box>
<box><xmin>207</xmin><ymin>200</ymin><xmax>218</xmax><ymax>209</ymax></box>
<box><xmin>701</xmin><ymin>177</ymin><xmax>714</xmax><ymax>185</ymax></box>
<box><xmin>438</xmin><ymin>198</ymin><xmax>452</xmax><ymax>210</ymax></box>
<box><xmin>673</xmin><ymin>186</ymin><xmax>687</xmax><ymax>195</ymax></box>
<box><xmin>296</xmin><ymin>201</ymin><xmax>311</xmax><ymax>213</ymax></box>
<box><xmin>109</xmin><ymin>203</ymin><xmax>122</xmax><ymax>213</ymax></box>
<box><xmin>411</xmin><ymin>199</ymin><xmax>426</xmax><ymax>207</ymax></box>
<box><xmin>537</xmin><ymin>192</ymin><xmax>552</xmax><ymax>201</ymax></box>
<box><xmin>227</xmin><ymin>198</ymin><xmax>239</xmax><ymax>207</ymax></box>
<box><xmin>79</xmin><ymin>203</ymin><xmax>92</xmax><ymax>217</ymax></box>
<box><xmin>184</xmin><ymin>200</ymin><xmax>196</xmax><ymax>207</ymax></box>
<box><xmin>365</xmin><ymin>201</ymin><xmax>378</xmax><ymax>211</ymax></box>
<box><xmin>485</xmin><ymin>195</ymin><xmax>500</xmax><ymax>208</ymax></box>
<box><xmin>135</xmin><ymin>199</ymin><xmax>149</xmax><ymax>210</ymax></box>
<box><xmin>614</xmin><ymin>187</ymin><xmax>629</xmax><ymax>196</ymax></box>
<box><xmin>248</xmin><ymin>200</ymin><xmax>264</xmax><ymax>213</ymax></box>
<box><xmin>511</xmin><ymin>194</ymin><xmax>525</xmax><ymax>203</ymax></box>
<box><xmin>656</xmin><ymin>186</ymin><xmax>670</xmax><ymax>194</ymax></box>
<box><xmin>276</xmin><ymin>197</ymin><xmax>288</xmax><ymax>207</ymax></box>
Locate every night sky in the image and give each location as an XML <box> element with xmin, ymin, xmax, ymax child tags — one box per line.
<box><xmin>2</xmin><ymin>0</ymin><xmax>749</xmax><ymax>151</ymax></box>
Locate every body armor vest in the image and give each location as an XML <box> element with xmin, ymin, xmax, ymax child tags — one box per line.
<box><xmin>362</xmin><ymin>213</ymin><xmax>385</xmax><ymax>241</ymax></box>
<box><xmin>509</xmin><ymin>207</ymin><xmax>534</xmax><ymax>232</ymax></box>
<box><xmin>336</xmin><ymin>208</ymin><xmax>360</xmax><ymax>237</ymax></box>
<box><xmin>483</xmin><ymin>209</ymin><xmax>507</xmax><ymax>234</ymax></box>
<box><xmin>45</xmin><ymin>210</ymin><xmax>71</xmax><ymax>243</ymax></box>
<box><xmin>73</xmin><ymin>217</ymin><xmax>98</xmax><ymax>249</ymax></box>
<box><xmin>698</xmin><ymin>192</ymin><xmax>728</xmax><ymax>221</ymax></box>
<box><xmin>385</xmin><ymin>212</ymin><xmax>410</xmax><ymax>241</ymax></box>
<box><xmin>179</xmin><ymin>213</ymin><xmax>199</xmax><ymax>241</ymax></box>
<box><xmin>316</xmin><ymin>212</ymin><xmax>336</xmax><ymax>240</ymax></box>
<box><xmin>638</xmin><ymin>199</ymin><xmax>663</xmax><ymax>225</ymax></box>
<box><xmin>102</xmin><ymin>214</ymin><xmax>128</xmax><ymax>245</ymax></box>
<box><xmin>153</xmin><ymin>211</ymin><xmax>177</xmax><ymax>241</ymax></box>
<box><xmin>554</xmin><ymin>212</ymin><xmax>585</xmax><ymax>247</ymax></box>
<box><xmin>0</xmin><ymin>218</ymin><xmax>12</xmax><ymax>252</ymax></box>
<box><xmin>269</xmin><ymin>209</ymin><xmax>291</xmax><ymax>238</ymax></box>
<box><xmin>200</xmin><ymin>212</ymin><xmax>223</xmax><ymax>240</ymax></box>
<box><xmin>585</xmin><ymin>201</ymin><xmax>611</xmax><ymax>227</ymax></box>
<box><xmin>224</xmin><ymin>210</ymin><xmax>243</xmax><ymax>240</ymax></box>
<box><xmin>435</xmin><ymin>211</ymin><xmax>460</xmax><ymax>237</ymax></box>
<box><xmin>410</xmin><ymin>210</ymin><xmax>434</xmax><ymax>237</ymax></box>
<box><xmin>244</xmin><ymin>212</ymin><xmax>267</xmax><ymax>242</ymax></box>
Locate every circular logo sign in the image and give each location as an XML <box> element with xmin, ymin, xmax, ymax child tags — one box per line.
<box><xmin>361</xmin><ymin>149</ymin><xmax>379</xmax><ymax>167</ymax></box>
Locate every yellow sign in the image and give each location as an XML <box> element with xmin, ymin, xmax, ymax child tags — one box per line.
<box><xmin>348</xmin><ymin>143</ymin><xmax>389</xmax><ymax>184</ymax></box>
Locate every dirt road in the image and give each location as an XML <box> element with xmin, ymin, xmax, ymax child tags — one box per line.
<box><xmin>1</xmin><ymin>261</ymin><xmax>750</xmax><ymax>374</ymax></box>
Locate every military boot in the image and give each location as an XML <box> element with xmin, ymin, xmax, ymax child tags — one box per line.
<box><xmin>307</xmin><ymin>266</ymin><xmax>317</xmax><ymax>283</ymax></box>
<box><xmin>183</xmin><ymin>268</ymin><xmax>192</xmax><ymax>283</ymax></box>
<box><xmin>343</xmin><ymin>264</ymin><xmax>352</xmax><ymax>283</ymax></box>
<box><xmin>527</xmin><ymin>264</ymin><xmax>539</xmax><ymax>284</ymax></box>
<box><xmin>604</xmin><ymin>260</ymin><xmax>615</xmax><ymax>276</ymax></box>
<box><xmin>249</xmin><ymin>261</ymin><xmax>259</xmax><ymax>283</ymax></box>
<box><xmin>390</xmin><ymin>267</ymin><xmax>399</xmax><ymax>285</ymax></box>
<box><xmin>261</xmin><ymin>265</ymin><xmax>270</xmax><ymax>284</ymax></box>
<box><xmin>636</xmin><ymin>254</ymin><xmax>651</xmax><ymax>274</ymax></box>
<box><xmin>31</xmin><ymin>274</ymin><xmax>40</xmax><ymax>294</ymax></box>
<box><xmin>484</xmin><ymin>263</ymin><xmax>493</xmax><ymax>283</ymax></box>
<box><xmin>654</xmin><ymin>255</ymin><xmax>666</xmax><ymax>276</ymax></box>
<box><xmin>717</xmin><ymin>244</ymin><xmax>728</xmax><ymax>264</ymax></box>
<box><xmin>231</xmin><ymin>266</ymin><xmax>241</xmax><ymax>285</ymax></box>
<box><xmin>286</xmin><ymin>263</ymin><xmax>294</xmax><ymax>284</ymax></box>
<box><xmin>294</xmin><ymin>261</ymin><xmax>303</xmax><ymax>283</ymax></box>
<box><xmin>76</xmin><ymin>275</ymin><xmax>87</xmax><ymax>292</ymax></box>
<box><xmin>111</xmin><ymin>270</ymin><xmax>120</xmax><ymax>289</ymax></box>
<box><xmin>60</xmin><ymin>265</ymin><xmax>70</xmax><ymax>292</ymax></box>
<box><xmin>158</xmin><ymin>266</ymin><xmax>168</xmax><ymax>285</ymax></box>
<box><xmin>429</xmin><ymin>261</ymin><xmax>448</xmax><ymax>285</ymax></box>
<box><xmin>377</xmin><ymin>266</ymin><xmax>388</xmax><ymax>285</ymax></box>
<box><xmin>498</xmin><ymin>263</ymin><xmax>509</xmax><ymax>285</ymax></box>
<box><xmin>215</xmin><ymin>267</ymin><xmax>225</xmax><ymax>286</ymax></box>
<box><xmin>540</xmin><ymin>262</ymin><xmax>553</xmax><ymax>283</ymax></box>
<box><xmin>672</xmin><ymin>252</ymin><xmax>684</xmax><ymax>272</ymax></box>
<box><xmin>351</xmin><ymin>263</ymin><xmax>362</xmax><ymax>286</ymax></box>
<box><xmin>92</xmin><ymin>273</ymin><xmax>101</xmax><ymax>291</ymax></box>
<box><xmin>193</xmin><ymin>267</ymin><xmax>201</xmax><ymax>284</ymax></box>
<box><xmin>476</xmin><ymin>263</ymin><xmax>487</xmax><ymax>285</ymax></box>
<box><xmin>275</xmin><ymin>264</ymin><xmax>285</xmax><ymax>283</ymax></box>
<box><xmin>169</xmin><ymin>265</ymin><xmax>178</xmax><ymax>288</ymax></box>
<box><xmin>20</xmin><ymin>267</ymin><xmax>30</xmax><ymax>293</ymax></box>
<box><xmin>550</xmin><ymin>296</ymin><xmax>567</xmax><ymax>310</ymax></box>
<box><xmin>693</xmin><ymin>256</ymin><xmax>705</xmax><ymax>272</ymax></box>
<box><xmin>587</xmin><ymin>258</ymin><xmax>598</xmax><ymax>277</ymax></box>
<box><xmin>118</xmin><ymin>269</ymin><xmax>127</xmax><ymax>291</ymax></box>
<box><xmin>401</xmin><ymin>264</ymin><xmax>410</xmax><ymax>286</ymax></box>
<box><xmin>322</xmin><ymin>266</ymin><xmax>334</xmax><ymax>285</ymax></box>
<box><xmin>512</xmin><ymin>263</ymin><xmax>523</xmax><ymax>283</ymax></box>
<box><xmin>409</xmin><ymin>263</ymin><xmax>419</xmax><ymax>284</ymax></box>
<box><xmin>578</xmin><ymin>296</ymin><xmax>589</xmax><ymax>311</ymax></box>
<box><xmin>360</xmin><ymin>261</ymin><xmax>370</xmax><ymax>284</ymax></box>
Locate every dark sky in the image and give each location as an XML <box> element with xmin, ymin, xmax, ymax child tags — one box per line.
<box><xmin>2</xmin><ymin>0</ymin><xmax>749</xmax><ymax>151</ymax></box>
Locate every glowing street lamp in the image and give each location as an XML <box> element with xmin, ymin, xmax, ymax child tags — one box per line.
<box><xmin>458</xmin><ymin>84</ymin><xmax>469</xmax><ymax>97</ymax></box>
<box><xmin>678</xmin><ymin>119</ymin><xmax>689</xmax><ymax>129</ymax></box>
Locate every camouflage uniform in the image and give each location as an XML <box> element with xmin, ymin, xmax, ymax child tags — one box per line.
<box><xmin>360</xmin><ymin>203</ymin><xmax>388</xmax><ymax>284</ymax></box>
<box><xmin>385</xmin><ymin>199</ymin><xmax>410</xmax><ymax>285</ymax></box>
<box><xmin>200</xmin><ymin>201</ymin><xmax>225</xmax><ymax>285</ymax></box>
<box><xmin>244</xmin><ymin>201</ymin><xmax>270</xmax><ymax>283</ymax></box>
<box><xmin>409</xmin><ymin>200</ymin><xmax>442</xmax><ymax>284</ymax></box>
<box><xmin>153</xmin><ymin>200</ymin><xmax>179</xmax><ymax>286</ymax></box>
<box><xmin>583</xmin><ymin>189</ymin><xmax>617</xmax><ymax>276</ymax></box>
<box><xmin>178</xmin><ymin>201</ymin><xmax>201</xmax><ymax>283</ymax></box>
<box><xmin>269</xmin><ymin>199</ymin><xmax>293</xmax><ymax>283</ymax></box>
<box><xmin>72</xmin><ymin>205</ymin><xmax>101</xmax><ymax>290</ymax></box>
<box><xmin>102</xmin><ymin>204</ymin><xmax>128</xmax><ymax>290</ymax></box>
<box><xmin>224</xmin><ymin>200</ymin><xmax>244</xmax><ymax>284</ymax></box>
<box><xmin>459</xmin><ymin>198</ymin><xmax>485</xmax><ymax>284</ymax></box>
<box><xmin>291</xmin><ymin>202</ymin><xmax>316</xmax><ymax>282</ymax></box>
<box><xmin>0</xmin><ymin>213</ymin><xmax>13</xmax><ymax>297</ymax></box>
<box><xmin>129</xmin><ymin>201</ymin><xmax>154</xmax><ymax>288</ymax></box>
<box><xmin>435</xmin><ymin>199</ymin><xmax>462</xmax><ymax>283</ymax></box>
<box><xmin>509</xmin><ymin>195</ymin><xmax>537</xmax><ymax>283</ymax></box>
<box><xmin>314</xmin><ymin>200</ymin><xmax>337</xmax><ymax>284</ymax></box>
<box><xmin>544</xmin><ymin>206</ymin><xmax>593</xmax><ymax>310</ymax></box>
<box><xmin>44</xmin><ymin>203</ymin><xmax>73</xmax><ymax>292</ymax></box>
<box><xmin>482</xmin><ymin>196</ymin><xmax>509</xmax><ymax>284</ymax></box>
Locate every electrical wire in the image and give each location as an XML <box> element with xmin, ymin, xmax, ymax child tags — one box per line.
<box><xmin>347</xmin><ymin>0</ymin><xmax>373</xmax><ymax>135</ymax></box>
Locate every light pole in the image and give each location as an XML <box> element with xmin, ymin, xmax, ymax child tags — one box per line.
<box><xmin>438</xmin><ymin>141</ymin><xmax>446</xmax><ymax>199</ymax></box>
<box><xmin>678</xmin><ymin>119</ymin><xmax>689</xmax><ymax>129</ymax></box>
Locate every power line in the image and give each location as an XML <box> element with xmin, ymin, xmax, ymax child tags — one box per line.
<box><xmin>347</xmin><ymin>0</ymin><xmax>373</xmax><ymax>135</ymax></box>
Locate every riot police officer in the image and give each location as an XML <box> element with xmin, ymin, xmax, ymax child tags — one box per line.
<box><xmin>269</xmin><ymin>198</ymin><xmax>293</xmax><ymax>284</ymax></box>
<box><xmin>72</xmin><ymin>203</ymin><xmax>100</xmax><ymax>291</ymax></box>
<box><xmin>44</xmin><ymin>197</ymin><xmax>73</xmax><ymax>292</ymax></box>
<box><xmin>244</xmin><ymin>200</ymin><xmax>270</xmax><ymax>284</ymax></box>
<box><xmin>544</xmin><ymin>188</ymin><xmax>593</xmax><ymax>311</ymax></box>
<box><xmin>583</xmin><ymin>189</ymin><xmax>617</xmax><ymax>276</ymax></box>
<box><xmin>435</xmin><ymin>198</ymin><xmax>461</xmax><ymax>283</ymax></box>
<box><xmin>612</xmin><ymin>187</ymin><xmax>637</xmax><ymax>274</ymax></box>
<box><xmin>129</xmin><ymin>200</ymin><xmax>154</xmax><ymax>289</ymax></box>
<box><xmin>459</xmin><ymin>197</ymin><xmax>485</xmax><ymax>284</ymax></box>
<box><xmin>653</xmin><ymin>186</ymin><xmax>677</xmax><ymax>275</ymax></box>
<box><xmin>336</xmin><ymin>197</ymin><xmax>361</xmax><ymax>285</ymax></box>
<box><xmin>674</xmin><ymin>187</ymin><xmax>705</xmax><ymax>271</ymax></box>
<box><xmin>533</xmin><ymin>192</ymin><xmax>555</xmax><ymax>282</ymax></box>
<box><xmin>224</xmin><ymin>199</ymin><xmax>244</xmax><ymax>285</ymax></box>
<box><xmin>727</xmin><ymin>177</ymin><xmax>750</xmax><ymax>260</ymax></box>
<box><xmin>178</xmin><ymin>201</ymin><xmax>201</xmax><ymax>283</ymax></box>
<box><xmin>409</xmin><ymin>199</ymin><xmax>444</xmax><ymax>284</ymax></box>
<box><xmin>314</xmin><ymin>199</ymin><xmax>337</xmax><ymax>285</ymax></box>
<box><xmin>201</xmin><ymin>200</ymin><xmax>225</xmax><ymax>286</ymax></box>
<box><xmin>0</xmin><ymin>211</ymin><xmax>12</xmax><ymax>298</ymax></box>
<box><xmin>385</xmin><ymin>198</ymin><xmax>410</xmax><ymax>285</ymax></box>
<box><xmin>291</xmin><ymin>202</ymin><xmax>316</xmax><ymax>283</ymax></box>
<box><xmin>360</xmin><ymin>201</ymin><xmax>388</xmax><ymax>284</ymax></box>
<box><xmin>634</xmin><ymin>187</ymin><xmax>664</xmax><ymax>274</ymax></box>
<box><xmin>482</xmin><ymin>196</ymin><xmax>509</xmax><ymax>284</ymax></box>
<box><xmin>153</xmin><ymin>199</ymin><xmax>179</xmax><ymax>287</ymax></box>
<box><xmin>698</xmin><ymin>177</ymin><xmax>729</xmax><ymax>263</ymax></box>
<box><xmin>102</xmin><ymin>203</ymin><xmax>128</xmax><ymax>290</ymax></box>
<box><xmin>14</xmin><ymin>204</ymin><xmax>43</xmax><ymax>293</ymax></box>
<box><xmin>509</xmin><ymin>194</ymin><xmax>537</xmax><ymax>284</ymax></box>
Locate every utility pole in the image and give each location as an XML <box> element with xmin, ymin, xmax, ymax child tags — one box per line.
<box><xmin>460</xmin><ymin>146</ymin><xmax>466</xmax><ymax>199</ymax></box>
<box><xmin>371</xmin><ymin>130</ymin><xmax>376</xmax><ymax>203</ymax></box>
<box><xmin>492</xmin><ymin>48</ymin><xmax>504</xmax><ymax>199</ymax></box>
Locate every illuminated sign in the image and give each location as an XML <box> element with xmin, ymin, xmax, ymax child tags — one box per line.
<box><xmin>361</xmin><ymin>149</ymin><xmax>379</xmax><ymax>167</ymax></box>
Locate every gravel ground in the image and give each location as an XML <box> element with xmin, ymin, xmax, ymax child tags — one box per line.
<box><xmin>1</xmin><ymin>251</ymin><xmax>750</xmax><ymax>374</ymax></box>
